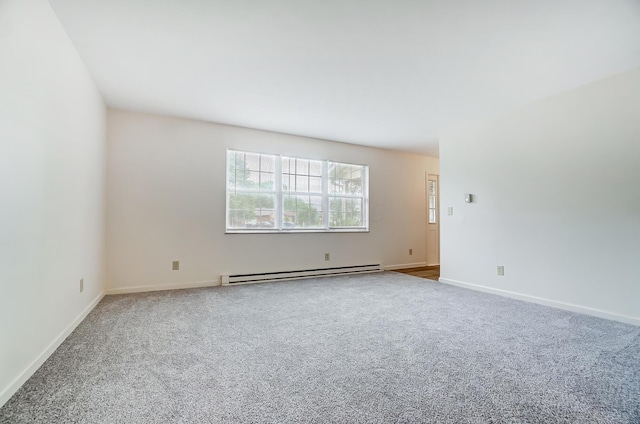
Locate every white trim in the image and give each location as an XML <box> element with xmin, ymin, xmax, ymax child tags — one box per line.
<box><xmin>0</xmin><ymin>291</ymin><xmax>105</xmax><ymax>408</ymax></box>
<box><xmin>105</xmin><ymin>280</ymin><xmax>220</xmax><ymax>295</ymax></box>
<box><xmin>384</xmin><ymin>262</ymin><xmax>428</xmax><ymax>271</ymax></box>
<box><xmin>439</xmin><ymin>278</ymin><xmax>640</xmax><ymax>327</ymax></box>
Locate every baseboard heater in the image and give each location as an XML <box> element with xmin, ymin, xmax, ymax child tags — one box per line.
<box><xmin>221</xmin><ymin>264</ymin><xmax>383</xmax><ymax>286</ymax></box>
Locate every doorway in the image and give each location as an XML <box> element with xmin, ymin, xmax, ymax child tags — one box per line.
<box><xmin>426</xmin><ymin>173</ymin><xmax>440</xmax><ymax>266</ymax></box>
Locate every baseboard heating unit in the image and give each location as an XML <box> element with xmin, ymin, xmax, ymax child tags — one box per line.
<box><xmin>221</xmin><ymin>264</ymin><xmax>383</xmax><ymax>286</ymax></box>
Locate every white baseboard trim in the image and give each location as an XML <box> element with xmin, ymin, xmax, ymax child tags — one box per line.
<box><xmin>105</xmin><ymin>279</ymin><xmax>220</xmax><ymax>295</ymax></box>
<box><xmin>384</xmin><ymin>262</ymin><xmax>427</xmax><ymax>271</ymax></box>
<box><xmin>439</xmin><ymin>278</ymin><xmax>640</xmax><ymax>327</ymax></box>
<box><xmin>0</xmin><ymin>291</ymin><xmax>105</xmax><ymax>408</ymax></box>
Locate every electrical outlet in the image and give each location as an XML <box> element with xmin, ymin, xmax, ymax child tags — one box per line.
<box><xmin>497</xmin><ymin>266</ymin><xmax>504</xmax><ymax>276</ymax></box>
<box><xmin>325</xmin><ymin>253</ymin><xmax>330</xmax><ymax>261</ymax></box>
<box><xmin>79</xmin><ymin>278</ymin><xmax>84</xmax><ymax>293</ymax></box>
<box><xmin>448</xmin><ymin>207</ymin><xmax>454</xmax><ymax>216</ymax></box>
<box><xmin>172</xmin><ymin>260</ymin><xmax>180</xmax><ymax>270</ymax></box>
<box><xmin>409</xmin><ymin>249</ymin><xmax>413</xmax><ymax>255</ymax></box>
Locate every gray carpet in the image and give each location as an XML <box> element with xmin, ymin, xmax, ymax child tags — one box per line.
<box><xmin>1</xmin><ymin>272</ymin><xmax>639</xmax><ymax>423</ymax></box>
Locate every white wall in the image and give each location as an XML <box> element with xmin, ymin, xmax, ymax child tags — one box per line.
<box><xmin>440</xmin><ymin>67</ymin><xmax>640</xmax><ymax>325</ymax></box>
<box><xmin>106</xmin><ymin>109</ymin><xmax>439</xmax><ymax>292</ymax></box>
<box><xmin>0</xmin><ymin>0</ymin><xmax>106</xmax><ymax>406</ymax></box>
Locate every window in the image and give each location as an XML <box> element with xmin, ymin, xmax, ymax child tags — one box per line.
<box><xmin>227</xmin><ymin>151</ymin><xmax>277</xmax><ymax>229</ymax></box>
<box><xmin>428</xmin><ymin>179</ymin><xmax>437</xmax><ymax>224</ymax></box>
<box><xmin>329</xmin><ymin>162</ymin><xmax>365</xmax><ymax>227</ymax></box>
<box><xmin>226</xmin><ymin>149</ymin><xmax>368</xmax><ymax>232</ymax></box>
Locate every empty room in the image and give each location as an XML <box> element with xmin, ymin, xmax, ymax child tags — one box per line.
<box><xmin>1</xmin><ymin>0</ymin><xmax>639</xmax><ymax>422</ymax></box>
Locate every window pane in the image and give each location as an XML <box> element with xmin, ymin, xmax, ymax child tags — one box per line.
<box><xmin>429</xmin><ymin>209</ymin><xmax>436</xmax><ymax>224</ymax></box>
<box><xmin>296</xmin><ymin>175</ymin><xmax>309</xmax><ymax>192</ymax></box>
<box><xmin>330</xmin><ymin>178</ymin><xmax>341</xmax><ymax>194</ymax></box>
<box><xmin>261</xmin><ymin>155</ymin><xmax>274</xmax><ymax>172</ymax></box>
<box><xmin>309</xmin><ymin>161</ymin><xmax>322</xmax><ymax>176</ymax></box>
<box><xmin>228</xmin><ymin>192</ymin><xmax>276</xmax><ymax>229</ymax></box>
<box><xmin>282</xmin><ymin>157</ymin><xmax>290</xmax><ymax>173</ymax></box>
<box><xmin>329</xmin><ymin>197</ymin><xmax>363</xmax><ymax>227</ymax></box>
<box><xmin>259</xmin><ymin>172</ymin><xmax>274</xmax><ymax>190</ymax></box>
<box><xmin>228</xmin><ymin>151</ymin><xmax>278</xmax><ymax>191</ymax></box>
<box><xmin>245</xmin><ymin>153</ymin><xmax>260</xmax><ymax>172</ymax></box>
<box><xmin>328</xmin><ymin>163</ymin><xmax>337</xmax><ymax>180</ymax></box>
<box><xmin>309</xmin><ymin>176</ymin><xmax>322</xmax><ymax>193</ymax></box>
<box><xmin>297</xmin><ymin>159</ymin><xmax>309</xmax><ymax>175</ymax></box>
<box><xmin>282</xmin><ymin>174</ymin><xmax>291</xmax><ymax>192</ymax></box>
<box><xmin>329</xmin><ymin>162</ymin><xmax>363</xmax><ymax>195</ymax></box>
<box><xmin>283</xmin><ymin>195</ymin><xmax>323</xmax><ymax>228</ymax></box>
<box><xmin>228</xmin><ymin>151</ymin><xmax>250</xmax><ymax>190</ymax></box>
<box><xmin>429</xmin><ymin>196</ymin><xmax>435</xmax><ymax>209</ymax></box>
<box><xmin>283</xmin><ymin>157</ymin><xmax>323</xmax><ymax>194</ymax></box>
<box><xmin>429</xmin><ymin>180</ymin><xmax>436</xmax><ymax>196</ymax></box>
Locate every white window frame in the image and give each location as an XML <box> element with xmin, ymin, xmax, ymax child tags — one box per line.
<box><xmin>226</xmin><ymin>149</ymin><xmax>369</xmax><ymax>233</ymax></box>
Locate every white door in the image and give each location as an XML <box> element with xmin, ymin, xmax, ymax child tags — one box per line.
<box><xmin>426</xmin><ymin>174</ymin><xmax>440</xmax><ymax>266</ymax></box>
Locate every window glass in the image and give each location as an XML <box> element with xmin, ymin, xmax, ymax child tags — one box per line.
<box><xmin>428</xmin><ymin>180</ymin><xmax>437</xmax><ymax>224</ymax></box>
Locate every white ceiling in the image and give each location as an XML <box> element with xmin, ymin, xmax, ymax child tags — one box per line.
<box><xmin>49</xmin><ymin>0</ymin><xmax>640</xmax><ymax>156</ymax></box>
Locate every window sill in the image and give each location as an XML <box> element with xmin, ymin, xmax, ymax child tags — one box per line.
<box><xmin>225</xmin><ymin>228</ymin><xmax>370</xmax><ymax>234</ymax></box>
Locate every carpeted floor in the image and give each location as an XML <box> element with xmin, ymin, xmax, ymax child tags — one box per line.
<box><xmin>1</xmin><ymin>272</ymin><xmax>639</xmax><ymax>423</ymax></box>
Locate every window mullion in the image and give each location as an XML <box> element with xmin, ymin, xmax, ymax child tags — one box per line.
<box><xmin>275</xmin><ymin>155</ymin><xmax>282</xmax><ymax>230</ymax></box>
<box><xmin>226</xmin><ymin>152</ymin><xmax>231</xmax><ymax>229</ymax></box>
<box><xmin>364</xmin><ymin>166</ymin><xmax>369</xmax><ymax>230</ymax></box>
<box><xmin>322</xmin><ymin>160</ymin><xmax>329</xmax><ymax>229</ymax></box>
